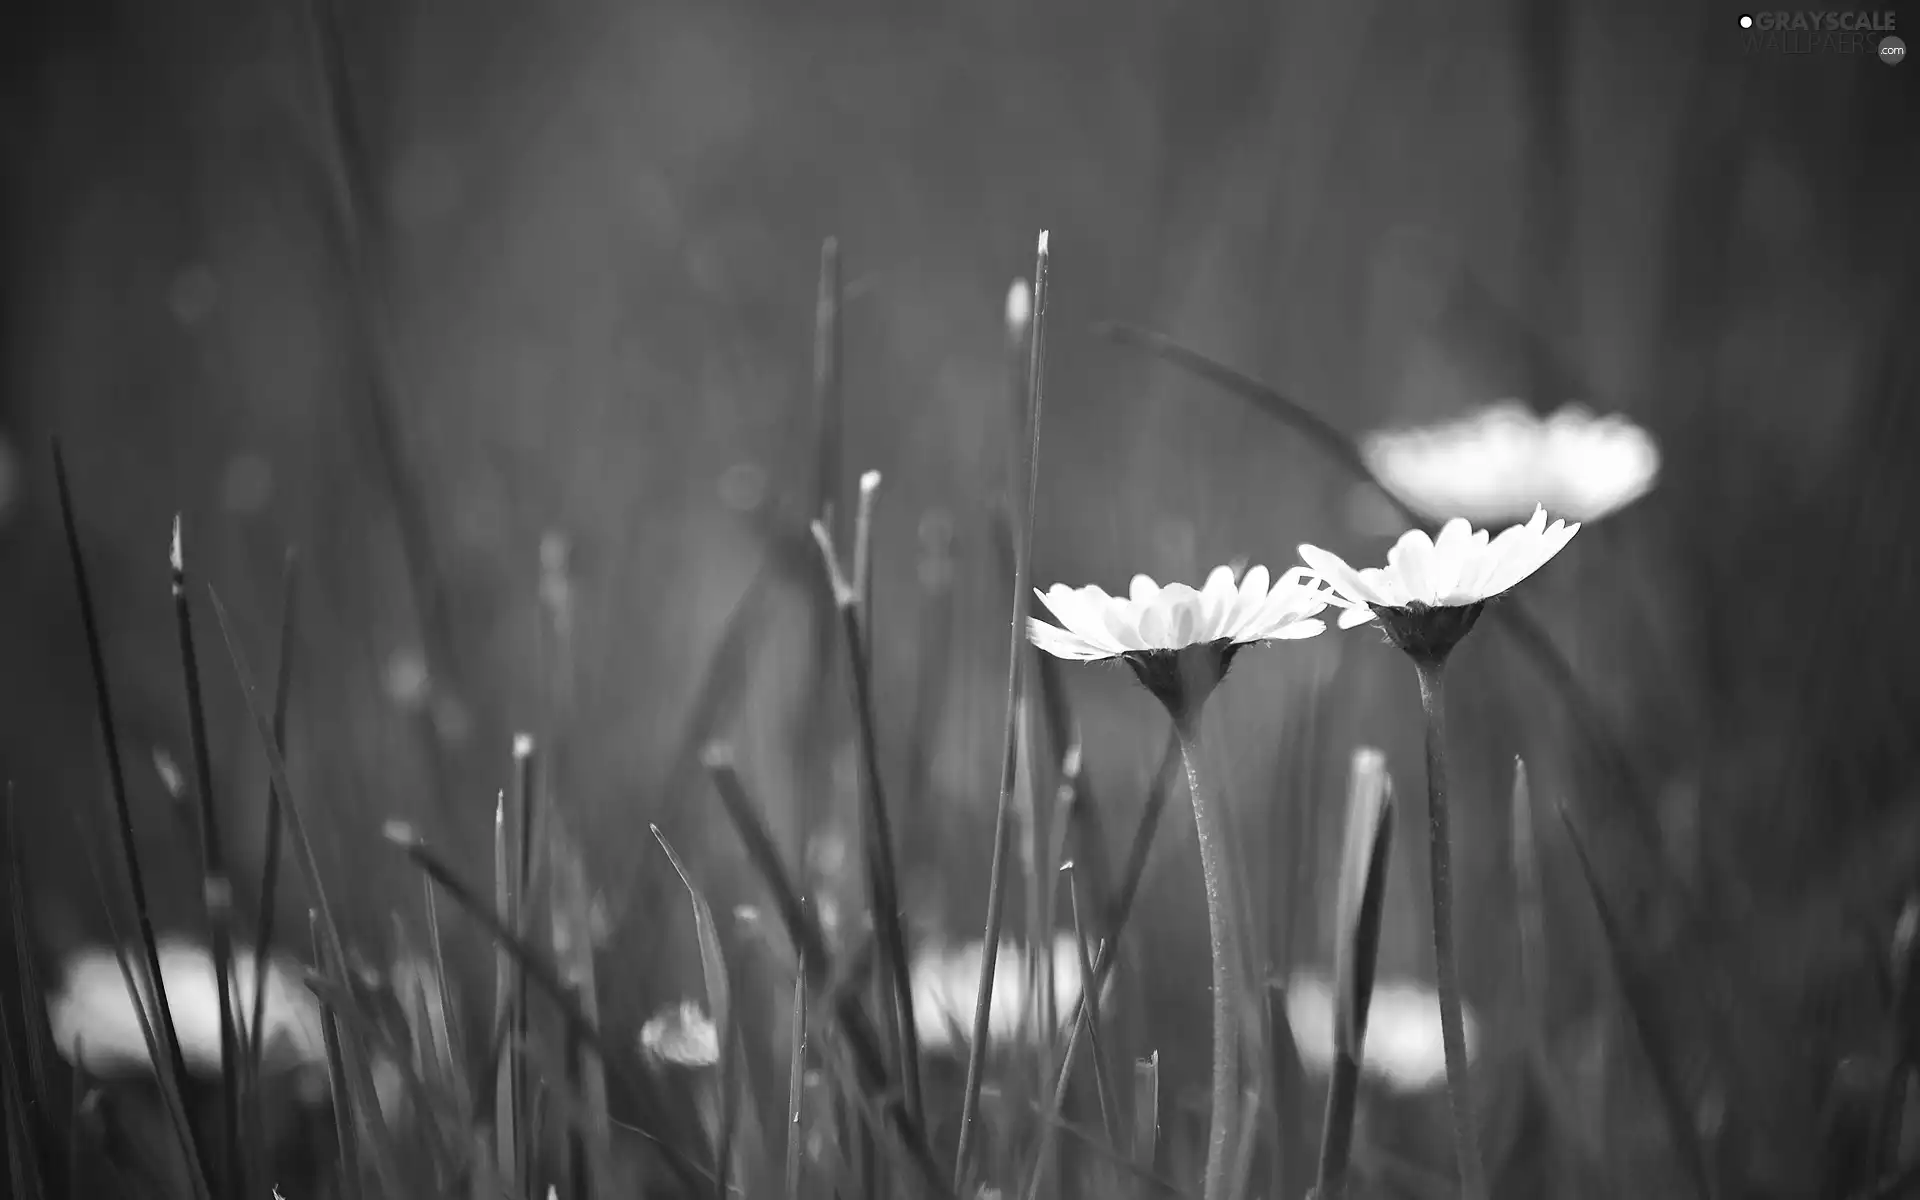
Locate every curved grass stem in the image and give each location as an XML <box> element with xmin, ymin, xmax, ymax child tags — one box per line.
<box><xmin>1172</xmin><ymin>713</ymin><xmax>1244</xmax><ymax>1200</ymax></box>
<box><xmin>1411</xmin><ymin>657</ymin><xmax>1487</xmax><ymax>1199</ymax></box>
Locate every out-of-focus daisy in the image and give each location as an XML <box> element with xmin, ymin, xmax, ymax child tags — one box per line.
<box><xmin>1299</xmin><ymin>507</ymin><xmax>1578</xmax><ymax>663</ymax></box>
<box><xmin>1028</xmin><ymin>563</ymin><xmax>1340</xmax><ymax>716</ymax></box>
<box><xmin>911</xmin><ymin>935</ymin><xmax>1101</xmax><ymax>1055</ymax></box>
<box><xmin>1283</xmin><ymin>969</ymin><xmax>1478</xmax><ymax>1095</ymax></box>
<box><xmin>638</xmin><ymin>999</ymin><xmax>719</xmax><ymax>1068</ymax></box>
<box><xmin>48</xmin><ymin>938</ymin><xmax>327</xmax><ymax>1079</ymax></box>
<box><xmin>1361</xmin><ymin>402</ymin><xmax>1659</xmax><ymax>525</ymax></box>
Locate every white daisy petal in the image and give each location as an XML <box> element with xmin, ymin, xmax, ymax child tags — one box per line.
<box><xmin>1385</xmin><ymin>530</ymin><xmax>1437</xmax><ymax>606</ymax></box>
<box><xmin>1034</xmin><ymin>586</ymin><xmax>1125</xmax><ymax>655</ymax></box>
<box><xmin>1027</xmin><ymin>618</ymin><xmax>1116</xmax><ymax>661</ymax></box>
<box><xmin>1297</xmin><ymin>545</ymin><xmax>1379</xmax><ymax>609</ymax></box>
<box><xmin>1129</xmin><ymin>575</ymin><xmax>1160</xmax><ymax>605</ymax></box>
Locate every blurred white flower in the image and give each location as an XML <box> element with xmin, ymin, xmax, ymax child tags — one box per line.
<box><xmin>1362</xmin><ymin>402</ymin><xmax>1659</xmax><ymax>525</ymax></box>
<box><xmin>639</xmin><ymin>999</ymin><xmax>719</xmax><ymax>1068</ymax></box>
<box><xmin>1028</xmin><ymin>564</ymin><xmax>1334</xmax><ymax>662</ymax></box>
<box><xmin>1282</xmin><ymin>969</ymin><xmax>1479</xmax><ymax>1094</ymax></box>
<box><xmin>911</xmin><ymin>934</ymin><xmax>1105</xmax><ymax>1055</ymax></box>
<box><xmin>47</xmin><ymin>938</ymin><xmax>326</xmax><ymax>1078</ymax></box>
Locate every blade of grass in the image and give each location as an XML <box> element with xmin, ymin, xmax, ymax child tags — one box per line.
<box><xmin>1226</xmin><ymin>1083</ymin><xmax>1262</xmax><ymax>1200</ymax></box>
<box><xmin>1063</xmin><ymin>864</ymin><xmax>1120</xmax><ymax>1151</ymax></box>
<box><xmin>1315</xmin><ymin>748</ymin><xmax>1394</xmax><ymax>1200</ymax></box>
<box><xmin>956</xmin><ymin>234</ymin><xmax>1050</xmax><ymax>1192</ymax></box>
<box><xmin>205</xmin><ymin>584</ymin><xmax>423</xmax><ymax>1193</ymax></box>
<box><xmin>1511</xmin><ymin>759</ymin><xmax>1551</xmax><ymax>1076</ymax></box>
<box><xmin>785</xmin><ymin>956</ymin><xmax>807</xmax><ymax>1200</ymax></box>
<box><xmin>1873</xmin><ymin>895</ymin><xmax>1920</xmax><ymax>1173</ymax></box>
<box><xmin>652</xmin><ymin>827</ymin><xmax>738</xmax><ymax>1200</ymax></box>
<box><xmin>1267</xmin><ymin>982</ymin><xmax>1307</xmax><ymax>1200</ymax></box>
<box><xmin>700</xmin><ymin>745</ymin><xmax>952</xmax><ymax>1198</ymax></box>
<box><xmin>512</xmin><ymin>735</ymin><xmax>539</xmax><ymax>1200</ymax></box>
<box><xmin>1133</xmin><ymin>1052</ymin><xmax>1159</xmax><ymax>1173</ymax></box>
<box><xmin>1</xmin><ymin>995</ymin><xmax>45</xmax><ymax>1200</ymax></box>
<box><xmin>69</xmin><ymin>806</ymin><xmax>211</xmax><ymax>1200</ymax></box>
<box><xmin>245</xmin><ymin>551</ymin><xmax>298</xmax><ymax>1161</ymax></box>
<box><xmin>490</xmin><ymin>790</ymin><xmax>517</xmax><ymax>1198</ymax></box>
<box><xmin>5</xmin><ymin>782</ymin><xmax>52</xmax><ymax>1117</ymax></box>
<box><xmin>50</xmin><ymin>442</ymin><xmax>198</xmax><ymax>1165</ymax></box>
<box><xmin>312</xmin><ymin>916</ymin><xmax>363</xmax><ymax>1200</ymax></box>
<box><xmin>1554</xmin><ymin>796</ymin><xmax>1716</xmax><ymax>1200</ymax></box>
<box><xmin>811</xmin><ymin>513</ymin><xmax>925</xmax><ymax>1132</ymax></box>
<box><xmin>546</xmin><ymin>815</ymin><xmax>610</xmax><ymax>1200</ymax></box>
<box><xmin>169</xmin><ymin>518</ymin><xmax>243</xmax><ymax>1200</ymax></box>
<box><xmin>380</xmin><ymin>821</ymin><xmax>713</xmax><ymax>1195</ymax></box>
<box><xmin>1042</xmin><ymin>1103</ymin><xmax>1196</xmax><ymax>1200</ymax></box>
<box><xmin>1042</xmin><ymin>729</ymin><xmax>1181</xmax><ymax>1118</ymax></box>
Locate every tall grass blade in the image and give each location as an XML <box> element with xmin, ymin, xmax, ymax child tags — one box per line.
<box><xmin>1064</xmin><ymin>864</ymin><xmax>1120</xmax><ymax>1150</ymax></box>
<box><xmin>785</xmin><ymin>957</ymin><xmax>807</xmax><ymax>1200</ymax></box>
<box><xmin>489</xmin><ymin>791</ymin><xmax>518</xmax><ymax>1197</ymax></box>
<box><xmin>168</xmin><ymin>517</ymin><xmax>243</xmax><ymax>1200</ymax></box>
<box><xmin>956</xmin><ymin>235</ymin><xmax>1050</xmax><ymax>1191</ymax></box>
<box><xmin>6</xmin><ymin>782</ymin><xmax>52</xmax><ymax>1115</ymax></box>
<box><xmin>1875</xmin><ymin>894</ymin><xmax>1920</xmax><ymax>1172</ymax></box>
<box><xmin>1267</xmin><ymin>983</ymin><xmax>1308</xmax><ymax>1200</ymax></box>
<box><xmin>381</xmin><ymin>821</ymin><xmax>712</xmax><ymax>1195</ymax></box>
<box><xmin>652</xmin><ymin>826</ymin><xmax>739</xmax><ymax>1200</ymax></box>
<box><xmin>206</xmin><ymin>584</ymin><xmax>414</xmax><ymax>1192</ymax></box>
<box><xmin>1315</xmin><ymin>748</ymin><xmax>1395</xmax><ymax>1200</ymax></box>
<box><xmin>547</xmin><ymin>816</ymin><xmax>610</xmax><ymax>1200</ymax></box>
<box><xmin>50</xmin><ymin>442</ymin><xmax>198</xmax><ymax>1161</ymax></box>
<box><xmin>69</xmin><ymin>808</ymin><xmax>209</xmax><ymax>1200</ymax></box>
<box><xmin>245</xmin><ymin>553</ymin><xmax>298</xmax><ymax>1118</ymax></box>
<box><xmin>512</xmin><ymin>736</ymin><xmax>540</xmax><ymax>1200</ymax></box>
<box><xmin>1044</xmin><ymin>729</ymin><xmax>1181</xmax><ymax>1112</ymax></box>
<box><xmin>1133</xmin><ymin>1052</ymin><xmax>1160</xmax><ymax>1173</ymax></box>
<box><xmin>312</xmin><ymin>917</ymin><xmax>363</xmax><ymax>1200</ymax></box>
<box><xmin>1</xmin><ymin>993</ymin><xmax>45</xmax><ymax>1200</ymax></box>
<box><xmin>810</xmin><ymin>515</ymin><xmax>925</xmax><ymax>1132</ymax></box>
<box><xmin>700</xmin><ymin>745</ymin><xmax>952</xmax><ymax>1198</ymax></box>
<box><xmin>1555</xmin><ymin>797</ymin><xmax>1716</xmax><ymax>1200</ymax></box>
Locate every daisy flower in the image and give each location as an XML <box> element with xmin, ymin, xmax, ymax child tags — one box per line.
<box><xmin>1028</xmin><ymin>562</ymin><xmax>1338</xmax><ymax>715</ymax></box>
<box><xmin>1028</xmin><ymin>560</ymin><xmax>1336</xmax><ymax>1200</ymax></box>
<box><xmin>1298</xmin><ymin>507</ymin><xmax>1579</xmax><ymax>664</ymax></box>
<box><xmin>1361</xmin><ymin>402</ymin><xmax>1659</xmax><ymax>525</ymax></box>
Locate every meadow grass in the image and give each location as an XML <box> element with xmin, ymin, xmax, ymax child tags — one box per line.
<box><xmin>8</xmin><ymin>228</ymin><xmax>1920</xmax><ymax>1200</ymax></box>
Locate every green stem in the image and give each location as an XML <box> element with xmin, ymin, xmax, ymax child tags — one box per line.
<box><xmin>1174</xmin><ymin>714</ymin><xmax>1243</xmax><ymax>1200</ymax></box>
<box><xmin>1412</xmin><ymin>657</ymin><xmax>1487</xmax><ymax>1199</ymax></box>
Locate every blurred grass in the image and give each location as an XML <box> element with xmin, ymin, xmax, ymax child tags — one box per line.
<box><xmin>5</xmin><ymin>1</ymin><xmax>1920</xmax><ymax>1198</ymax></box>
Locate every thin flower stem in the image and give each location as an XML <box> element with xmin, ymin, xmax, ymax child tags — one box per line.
<box><xmin>1173</xmin><ymin>714</ymin><xmax>1243</xmax><ymax>1200</ymax></box>
<box><xmin>1412</xmin><ymin>657</ymin><xmax>1487</xmax><ymax>1200</ymax></box>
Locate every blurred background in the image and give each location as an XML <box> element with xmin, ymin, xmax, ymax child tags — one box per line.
<box><xmin>3</xmin><ymin>0</ymin><xmax>1919</xmax><ymax>1196</ymax></box>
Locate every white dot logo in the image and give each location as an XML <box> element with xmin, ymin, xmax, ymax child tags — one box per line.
<box><xmin>1739</xmin><ymin>14</ymin><xmax>1754</xmax><ymax>28</ymax></box>
<box><xmin>1881</xmin><ymin>35</ymin><xmax>1907</xmax><ymax>65</ymax></box>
